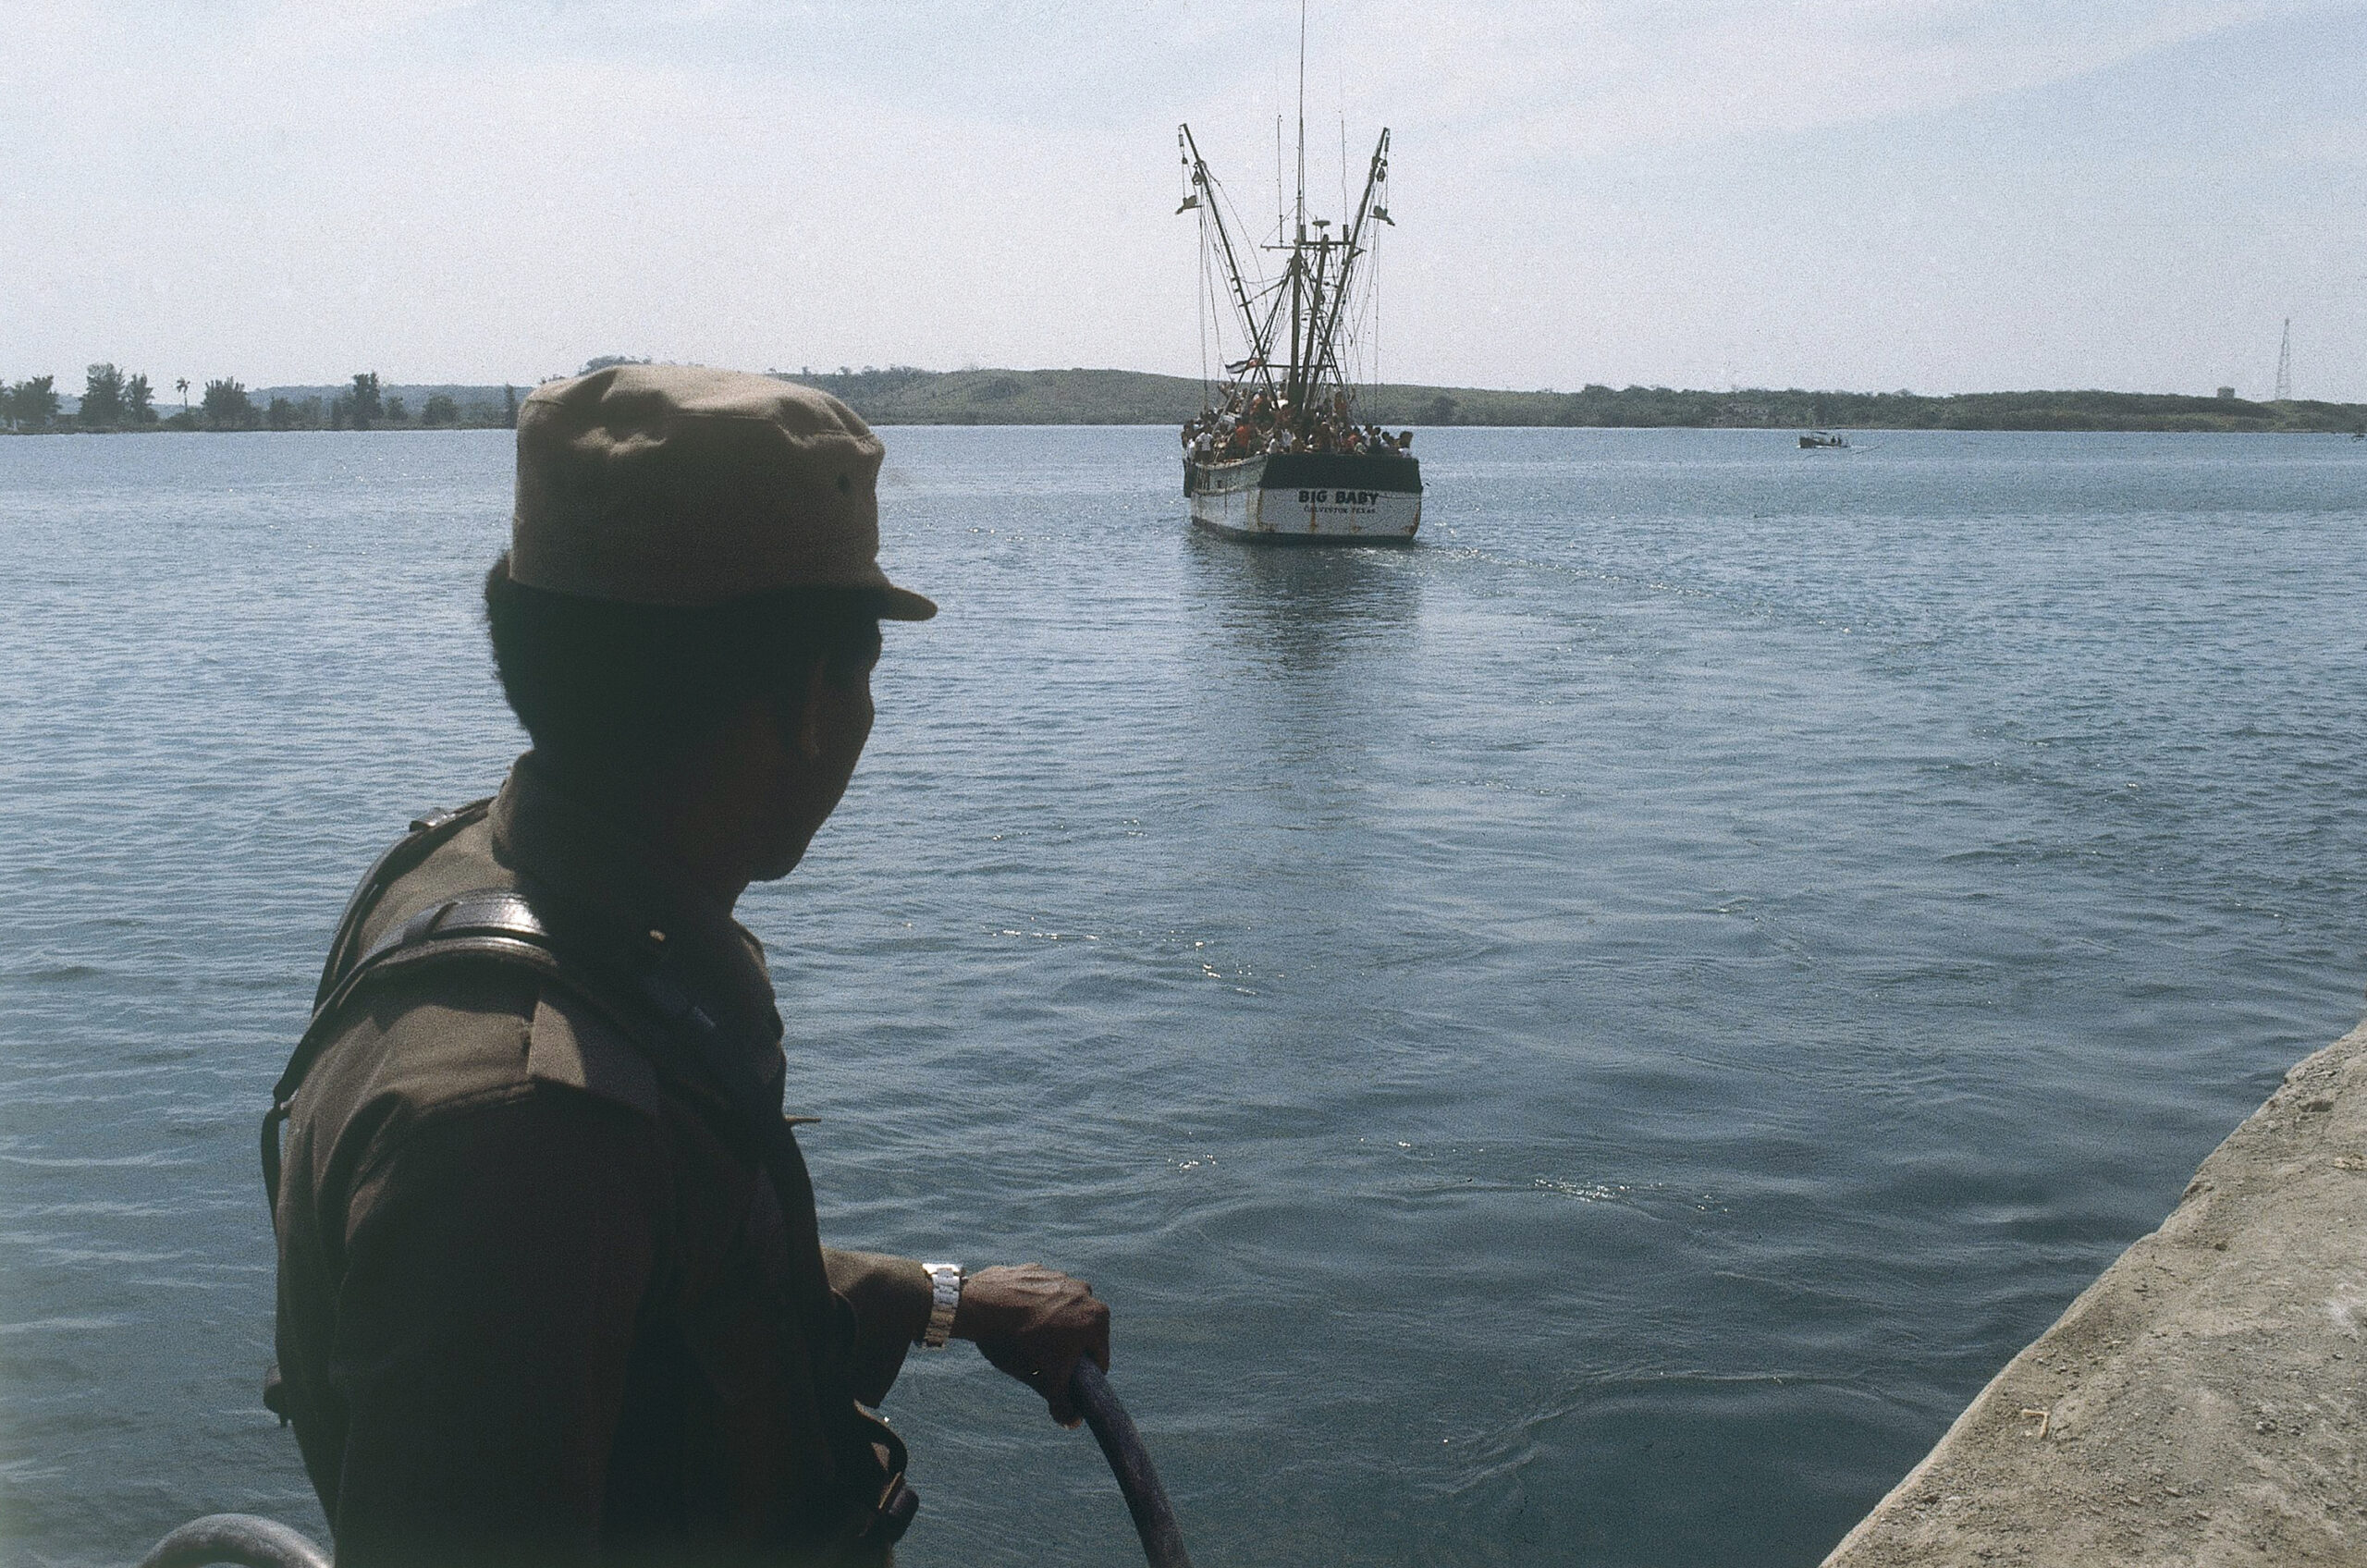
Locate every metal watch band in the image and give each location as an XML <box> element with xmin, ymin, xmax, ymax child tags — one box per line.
<box><xmin>922</xmin><ymin>1262</ymin><xmax>963</xmax><ymax>1349</ymax></box>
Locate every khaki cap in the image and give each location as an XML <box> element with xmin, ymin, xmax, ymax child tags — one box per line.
<box><xmin>509</xmin><ymin>364</ymin><xmax>935</xmax><ymax>619</ymax></box>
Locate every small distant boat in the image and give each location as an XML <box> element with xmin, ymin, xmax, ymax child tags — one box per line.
<box><xmin>1799</xmin><ymin>431</ymin><xmax>1849</xmax><ymax>449</ymax></box>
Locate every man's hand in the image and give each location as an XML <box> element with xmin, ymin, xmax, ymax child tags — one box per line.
<box><xmin>951</xmin><ymin>1263</ymin><xmax>1110</xmax><ymax>1427</ymax></box>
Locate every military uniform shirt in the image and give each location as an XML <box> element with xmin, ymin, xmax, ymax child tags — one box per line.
<box><xmin>271</xmin><ymin>754</ymin><xmax>935</xmax><ymax>1566</ymax></box>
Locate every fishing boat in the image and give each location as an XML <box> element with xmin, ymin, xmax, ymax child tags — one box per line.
<box><xmin>1799</xmin><ymin>431</ymin><xmax>1849</xmax><ymax>449</ymax></box>
<box><xmin>1175</xmin><ymin>27</ymin><xmax>1419</xmax><ymax>544</ymax></box>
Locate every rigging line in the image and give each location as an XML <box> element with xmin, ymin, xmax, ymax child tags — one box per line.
<box><xmin>1210</xmin><ymin>176</ymin><xmax>1272</xmax><ymax>298</ymax></box>
<box><xmin>1204</xmin><ymin>210</ymin><xmax>1235</xmax><ymax>391</ymax></box>
<box><xmin>1367</xmin><ymin>211</ymin><xmax>1380</xmax><ymax>383</ymax></box>
<box><xmin>1202</xmin><ymin>260</ymin><xmax>1219</xmax><ymax>378</ymax></box>
<box><xmin>1186</xmin><ymin>129</ymin><xmax>1211</xmax><ymax>401</ymax></box>
<box><xmin>1356</xmin><ymin>240</ymin><xmax>1369</xmax><ymax>361</ymax></box>
<box><xmin>1183</xmin><ymin>126</ymin><xmax>1280</xmax><ymax>396</ymax></box>
<box><xmin>1197</xmin><ymin>207</ymin><xmax>1212</xmax><ymax>400</ymax></box>
<box><xmin>1208</xmin><ymin>220</ymin><xmax>1235</xmax><ymax>393</ymax></box>
<box><xmin>1291</xmin><ymin>0</ymin><xmax>1306</xmax><ymax>408</ymax></box>
<box><xmin>1368</xmin><ymin>219</ymin><xmax>1380</xmax><ymax>392</ymax></box>
<box><xmin>1304</xmin><ymin>129</ymin><xmax>1389</xmax><ymax>402</ymax></box>
<box><xmin>1195</xmin><ymin>150</ymin><xmax>1268</xmax><ymax>298</ymax></box>
<box><xmin>1212</xmin><ymin>188</ymin><xmax>1281</xmax><ymax>382</ymax></box>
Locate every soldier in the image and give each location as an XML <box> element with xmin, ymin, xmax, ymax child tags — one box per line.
<box><xmin>265</xmin><ymin>365</ymin><xmax>1110</xmax><ymax>1566</ymax></box>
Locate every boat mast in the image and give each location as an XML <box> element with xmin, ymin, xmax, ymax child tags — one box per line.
<box><xmin>1287</xmin><ymin>0</ymin><xmax>1307</xmax><ymax>418</ymax></box>
<box><xmin>1179</xmin><ymin>3</ymin><xmax>1392</xmax><ymax>430</ymax></box>
<box><xmin>1302</xmin><ymin>229</ymin><xmax>1333</xmax><ymax>410</ymax></box>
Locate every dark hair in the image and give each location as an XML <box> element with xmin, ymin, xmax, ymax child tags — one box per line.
<box><xmin>482</xmin><ymin>554</ymin><xmax>881</xmax><ymax>781</ymax></box>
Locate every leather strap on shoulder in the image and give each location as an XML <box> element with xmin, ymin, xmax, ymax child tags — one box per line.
<box><xmin>264</xmin><ymin>879</ymin><xmax>741</xmax><ymax>1212</ymax></box>
<box><xmin>309</xmin><ymin>800</ymin><xmax>493</xmax><ymax>1012</ymax></box>
<box><xmin>265</xmin><ymin>883</ymin><xmax>615</xmax><ymax>1214</ymax></box>
<box><xmin>285</xmin><ymin>890</ymin><xmax>559</xmax><ymax>1098</ymax></box>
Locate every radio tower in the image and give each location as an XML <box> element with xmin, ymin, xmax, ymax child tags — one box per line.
<box><xmin>2274</xmin><ymin>318</ymin><xmax>2292</xmax><ymax>401</ymax></box>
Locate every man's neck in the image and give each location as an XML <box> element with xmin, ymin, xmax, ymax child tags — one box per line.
<box><xmin>539</xmin><ymin>753</ymin><xmax>754</xmax><ymax>914</ymax></box>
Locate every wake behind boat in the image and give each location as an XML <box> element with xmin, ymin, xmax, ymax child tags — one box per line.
<box><xmin>1174</xmin><ymin>36</ymin><xmax>1420</xmax><ymax>544</ymax></box>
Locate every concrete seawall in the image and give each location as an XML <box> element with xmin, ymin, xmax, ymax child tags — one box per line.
<box><xmin>1823</xmin><ymin>1020</ymin><xmax>2367</xmax><ymax>1566</ymax></box>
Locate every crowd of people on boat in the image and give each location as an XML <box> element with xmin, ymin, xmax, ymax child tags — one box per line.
<box><xmin>1182</xmin><ymin>387</ymin><xmax>1413</xmax><ymax>462</ymax></box>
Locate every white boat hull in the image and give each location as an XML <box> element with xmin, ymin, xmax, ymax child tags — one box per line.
<box><xmin>1184</xmin><ymin>451</ymin><xmax>1422</xmax><ymax>543</ymax></box>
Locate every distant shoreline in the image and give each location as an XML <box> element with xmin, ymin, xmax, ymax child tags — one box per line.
<box><xmin>11</xmin><ymin>423</ymin><xmax>2364</xmax><ymax>436</ymax></box>
<box><xmin>8</xmin><ymin>366</ymin><xmax>2362</xmax><ymax>435</ymax></box>
<box><xmin>775</xmin><ymin>368</ymin><xmax>2367</xmax><ymax>435</ymax></box>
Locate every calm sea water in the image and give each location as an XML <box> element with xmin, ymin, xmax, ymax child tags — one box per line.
<box><xmin>2</xmin><ymin>426</ymin><xmax>2361</xmax><ymax>1566</ymax></box>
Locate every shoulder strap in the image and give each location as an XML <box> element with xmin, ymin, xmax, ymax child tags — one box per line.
<box><xmin>310</xmin><ymin>800</ymin><xmax>493</xmax><ymax>1012</ymax></box>
<box><xmin>281</xmin><ymin>889</ymin><xmax>567</xmax><ymax>1101</ymax></box>
<box><xmin>264</xmin><ymin>877</ymin><xmax>770</xmax><ymax>1211</ymax></box>
<box><xmin>267</xmin><ymin>885</ymin><xmax>581</xmax><ymax>1212</ymax></box>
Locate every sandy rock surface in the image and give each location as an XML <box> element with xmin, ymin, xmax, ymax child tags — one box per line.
<box><xmin>1822</xmin><ymin>1020</ymin><xmax>2367</xmax><ymax>1567</ymax></box>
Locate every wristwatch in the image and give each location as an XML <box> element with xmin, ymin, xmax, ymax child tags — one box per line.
<box><xmin>922</xmin><ymin>1262</ymin><xmax>963</xmax><ymax>1349</ymax></box>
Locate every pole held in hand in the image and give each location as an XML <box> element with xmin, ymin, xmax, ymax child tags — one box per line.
<box><xmin>1069</xmin><ymin>1359</ymin><xmax>1193</xmax><ymax>1568</ymax></box>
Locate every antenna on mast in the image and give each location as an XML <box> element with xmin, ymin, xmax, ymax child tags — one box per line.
<box><xmin>1296</xmin><ymin>0</ymin><xmax>1316</xmax><ymax>242</ymax></box>
<box><xmin>1295</xmin><ymin>0</ymin><xmax>1307</xmax><ymax>240</ymax></box>
<box><xmin>2274</xmin><ymin>317</ymin><xmax>2292</xmax><ymax>401</ymax></box>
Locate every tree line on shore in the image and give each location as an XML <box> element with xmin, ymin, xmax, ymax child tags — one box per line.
<box><xmin>0</xmin><ymin>366</ymin><xmax>521</xmax><ymax>432</ymax></box>
<box><xmin>9</xmin><ymin>359</ymin><xmax>2362</xmax><ymax>435</ymax></box>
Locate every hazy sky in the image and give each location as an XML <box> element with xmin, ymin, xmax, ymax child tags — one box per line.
<box><xmin>6</xmin><ymin>0</ymin><xmax>2363</xmax><ymax>398</ymax></box>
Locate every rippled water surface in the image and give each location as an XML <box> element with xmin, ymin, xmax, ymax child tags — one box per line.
<box><xmin>3</xmin><ymin>427</ymin><xmax>2362</xmax><ymax>1565</ymax></box>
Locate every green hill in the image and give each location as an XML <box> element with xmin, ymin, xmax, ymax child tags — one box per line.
<box><xmin>770</xmin><ymin>366</ymin><xmax>1203</xmax><ymax>424</ymax></box>
<box><xmin>771</xmin><ymin>368</ymin><xmax>2365</xmax><ymax>434</ymax></box>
